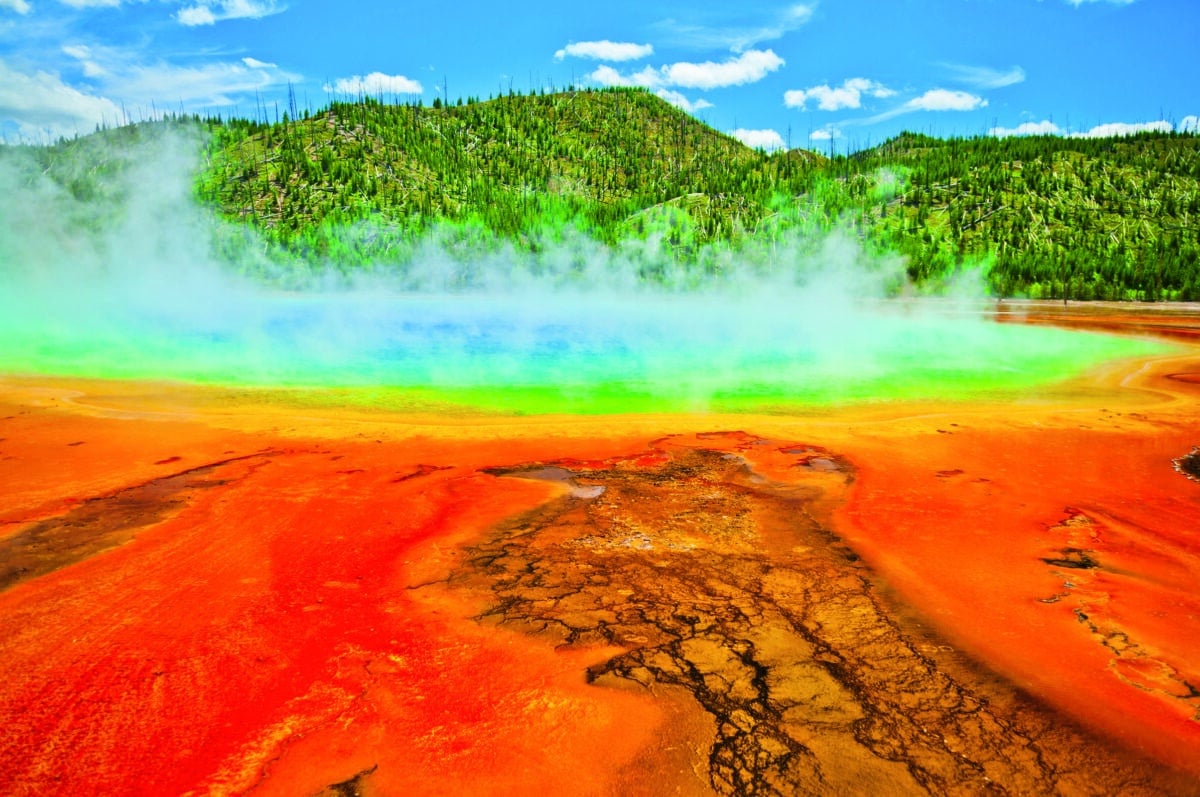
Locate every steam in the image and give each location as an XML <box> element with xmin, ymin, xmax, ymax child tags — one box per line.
<box><xmin>0</xmin><ymin>128</ymin><xmax>1157</xmax><ymax>413</ymax></box>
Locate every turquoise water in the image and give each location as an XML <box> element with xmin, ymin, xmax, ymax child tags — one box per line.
<box><xmin>0</xmin><ymin>288</ymin><xmax>1166</xmax><ymax>414</ymax></box>
<box><xmin>0</xmin><ymin>136</ymin><xmax>1170</xmax><ymax>414</ymax></box>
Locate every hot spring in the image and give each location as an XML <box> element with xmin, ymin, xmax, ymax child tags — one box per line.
<box><xmin>0</xmin><ymin>133</ymin><xmax>1167</xmax><ymax>414</ymax></box>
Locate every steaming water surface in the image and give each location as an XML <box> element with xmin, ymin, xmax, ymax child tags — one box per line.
<box><xmin>0</xmin><ymin>135</ymin><xmax>1167</xmax><ymax>413</ymax></box>
<box><xmin>0</xmin><ymin>286</ymin><xmax>1164</xmax><ymax>413</ymax></box>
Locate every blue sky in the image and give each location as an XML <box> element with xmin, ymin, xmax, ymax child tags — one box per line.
<box><xmin>0</xmin><ymin>0</ymin><xmax>1195</xmax><ymax>150</ymax></box>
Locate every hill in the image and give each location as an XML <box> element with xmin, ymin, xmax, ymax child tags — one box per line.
<box><xmin>7</xmin><ymin>88</ymin><xmax>1200</xmax><ymax>299</ymax></box>
<box><xmin>854</xmin><ymin>131</ymin><xmax>1200</xmax><ymax>300</ymax></box>
<box><xmin>201</xmin><ymin>88</ymin><xmax>775</xmax><ymax>238</ymax></box>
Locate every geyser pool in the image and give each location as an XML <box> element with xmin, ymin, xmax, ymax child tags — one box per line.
<box><xmin>0</xmin><ymin>134</ymin><xmax>1169</xmax><ymax>414</ymax></box>
<box><xmin>0</xmin><ymin>288</ymin><xmax>1166</xmax><ymax>414</ymax></box>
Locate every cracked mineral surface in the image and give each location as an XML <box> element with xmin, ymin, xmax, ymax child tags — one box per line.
<box><xmin>449</xmin><ymin>432</ymin><xmax>1191</xmax><ymax>796</ymax></box>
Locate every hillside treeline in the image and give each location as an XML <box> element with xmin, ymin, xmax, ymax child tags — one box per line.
<box><xmin>857</xmin><ymin>132</ymin><xmax>1200</xmax><ymax>300</ymax></box>
<box><xmin>8</xmin><ymin>87</ymin><xmax>1200</xmax><ymax>299</ymax></box>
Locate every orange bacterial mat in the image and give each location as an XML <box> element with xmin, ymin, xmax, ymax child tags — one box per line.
<box><xmin>1</xmin><ymin>305</ymin><xmax>1198</xmax><ymax>795</ymax></box>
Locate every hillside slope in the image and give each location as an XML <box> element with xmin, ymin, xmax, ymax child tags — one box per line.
<box><xmin>198</xmin><ymin>88</ymin><xmax>793</xmax><ymax>245</ymax></box>
<box><xmin>7</xmin><ymin>88</ymin><xmax>1200</xmax><ymax>299</ymax></box>
<box><xmin>856</xmin><ymin>132</ymin><xmax>1200</xmax><ymax>299</ymax></box>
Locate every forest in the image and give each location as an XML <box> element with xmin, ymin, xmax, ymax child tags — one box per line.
<box><xmin>8</xmin><ymin>87</ymin><xmax>1200</xmax><ymax>299</ymax></box>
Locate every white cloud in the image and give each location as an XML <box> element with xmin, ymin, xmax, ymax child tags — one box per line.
<box><xmin>850</xmin><ymin>88</ymin><xmax>988</xmax><ymax>127</ymax></box>
<box><xmin>784</xmin><ymin>78</ymin><xmax>894</xmax><ymax>111</ymax></box>
<box><xmin>119</xmin><ymin>61</ymin><xmax>288</xmax><ymax>107</ymax></box>
<box><xmin>589</xmin><ymin>65</ymin><xmax>630</xmax><ymax>87</ymax></box>
<box><xmin>324</xmin><ymin>72</ymin><xmax>423</xmax><ymax>96</ymax></box>
<box><xmin>588</xmin><ymin>65</ymin><xmax>658</xmax><ymax>88</ymax></box>
<box><xmin>0</xmin><ymin>0</ymin><xmax>31</xmax><ymax>14</ymax></box>
<box><xmin>58</xmin><ymin>0</ymin><xmax>122</xmax><ymax>7</ymax></box>
<box><xmin>810</xmin><ymin>128</ymin><xmax>840</xmax><ymax>141</ymax></box>
<box><xmin>905</xmin><ymin>89</ymin><xmax>987</xmax><ymax>112</ymax></box>
<box><xmin>177</xmin><ymin>4</ymin><xmax>214</xmax><ymax>23</ymax></box>
<box><xmin>731</xmin><ymin>127</ymin><xmax>785</xmax><ymax>151</ymax></box>
<box><xmin>1071</xmin><ymin>120</ymin><xmax>1171</xmax><ymax>137</ymax></box>
<box><xmin>63</xmin><ymin>44</ymin><xmax>108</xmax><ymax>77</ymax></box>
<box><xmin>0</xmin><ymin>59</ymin><xmax>122</xmax><ymax>140</ymax></box>
<box><xmin>1064</xmin><ymin>0</ymin><xmax>1136</xmax><ymax>5</ymax></box>
<box><xmin>943</xmin><ymin>64</ymin><xmax>1025</xmax><ymax>89</ymax></box>
<box><xmin>554</xmin><ymin>41</ymin><xmax>653</xmax><ymax>62</ymax></box>
<box><xmin>60</xmin><ymin>42</ymin><xmax>291</xmax><ymax>107</ymax></box>
<box><xmin>665</xmin><ymin>49</ymin><xmax>784</xmax><ymax>89</ymax></box>
<box><xmin>592</xmin><ymin>49</ymin><xmax>784</xmax><ymax>91</ymax></box>
<box><xmin>659</xmin><ymin>4</ymin><xmax>814</xmax><ymax>53</ymax></box>
<box><xmin>725</xmin><ymin>3</ymin><xmax>814</xmax><ymax>52</ymax></box>
<box><xmin>989</xmin><ymin>120</ymin><xmax>1063</xmax><ymax>137</ymax></box>
<box><xmin>2</xmin><ymin>41</ymin><xmax>303</xmax><ymax>138</ymax></box>
<box><xmin>990</xmin><ymin>118</ymin><xmax>1187</xmax><ymax>138</ymax></box>
<box><xmin>177</xmin><ymin>0</ymin><xmax>281</xmax><ymax>26</ymax></box>
<box><xmin>655</xmin><ymin>88</ymin><xmax>712</xmax><ymax>113</ymax></box>
<box><xmin>62</xmin><ymin>47</ymin><xmax>299</xmax><ymax>110</ymax></box>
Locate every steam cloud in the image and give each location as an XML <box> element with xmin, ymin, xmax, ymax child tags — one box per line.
<box><xmin>0</xmin><ymin>128</ymin><xmax>1151</xmax><ymax>412</ymax></box>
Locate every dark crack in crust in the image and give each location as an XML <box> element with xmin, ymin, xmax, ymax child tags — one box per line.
<box><xmin>448</xmin><ymin>434</ymin><xmax>1191</xmax><ymax>796</ymax></box>
<box><xmin>1174</xmin><ymin>447</ymin><xmax>1200</xmax><ymax>483</ymax></box>
<box><xmin>314</xmin><ymin>764</ymin><xmax>378</xmax><ymax>797</ymax></box>
<box><xmin>1042</xmin><ymin>510</ymin><xmax>1200</xmax><ymax>726</ymax></box>
<box><xmin>0</xmin><ymin>451</ymin><xmax>278</xmax><ymax>592</ymax></box>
